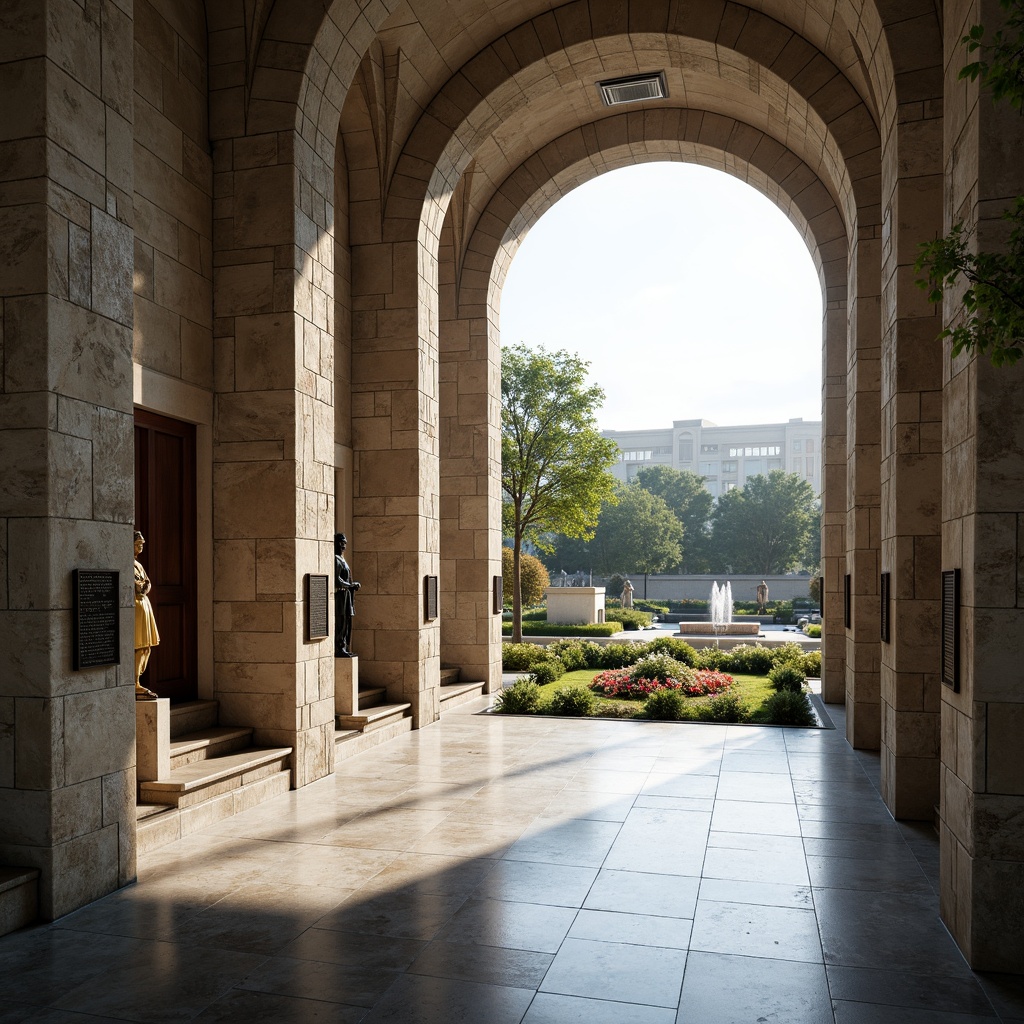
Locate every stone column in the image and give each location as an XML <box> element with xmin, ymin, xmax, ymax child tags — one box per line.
<box><xmin>939</xmin><ymin>0</ymin><xmax>1024</xmax><ymax>970</ymax></box>
<box><xmin>821</xmin><ymin>300</ymin><xmax>847</xmax><ymax>703</ymax></box>
<box><xmin>878</xmin><ymin>110</ymin><xmax>944</xmax><ymax>820</ymax></box>
<box><xmin>845</xmin><ymin>230</ymin><xmax>883</xmax><ymax>748</ymax></box>
<box><xmin>0</xmin><ymin>1</ymin><xmax>137</xmax><ymax>917</ymax></box>
<box><xmin>210</xmin><ymin>128</ymin><xmax>336</xmax><ymax>786</ymax></box>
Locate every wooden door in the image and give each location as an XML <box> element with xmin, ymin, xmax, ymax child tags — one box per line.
<box><xmin>134</xmin><ymin>410</ymin><xmax>198</xmax><ymax>702</ymax></box>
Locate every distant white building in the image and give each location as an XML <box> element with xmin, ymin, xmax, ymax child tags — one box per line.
<box><xmin>603</xmin><ymin>418</ymin><xmax>822</xmax><ymax>497</ymax></box>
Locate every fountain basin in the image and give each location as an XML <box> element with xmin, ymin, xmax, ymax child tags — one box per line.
<box><xmin>674</xmin><ymin>623</ymin><xmax>760</xmax><ymax>636</ymax></box>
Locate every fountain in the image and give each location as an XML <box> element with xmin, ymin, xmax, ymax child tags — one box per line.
<box><xmin>673</xmin><ymin>580</ymin><xmax>760</xmax><ymax>638</ymax></box>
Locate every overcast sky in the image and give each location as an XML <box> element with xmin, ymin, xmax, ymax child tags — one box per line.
<box><xmin>499</xmin><ymin>162</ymin><xmax>824</xmax><ymax>433</ymax></box>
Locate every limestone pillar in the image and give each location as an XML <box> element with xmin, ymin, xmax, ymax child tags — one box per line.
<box><xmin>939</xmin><ymin>0</ymin><xmax>1024</xmax><ymax>970</ymax></box>
<box><xmin>821</xmin><ymin>301</ymin><xmax>847</xmax><ymax>703</ymax></box>
<box><xmin>0</xmin><ymin>1</ymin><xmax>138</xmax><ymax>917</ymax></box>
<box><xmin>210</xmin><ymin>131</ymin><xmax>336</xmax><ymax>785</ymax></box>
<box><xmin>878</xmin><ymin>112</ymin><xmax>944</xmax><ymax>820</ymax></box>
<box><xmin>845</xmin><ymin>232</ymin><xmax>883</xmax><ymax>748</ymax></box>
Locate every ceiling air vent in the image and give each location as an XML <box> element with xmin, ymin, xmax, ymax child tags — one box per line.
<box><xmin>597</xmin><ymin>71</ymin><xmax>668</xmax><ymax>106</ymax></box>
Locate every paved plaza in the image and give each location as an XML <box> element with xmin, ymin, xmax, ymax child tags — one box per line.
<box><xmin>1</xmin><ymin>698</ymin><xmax>1021</xmax><ymax>1023</ymax></box>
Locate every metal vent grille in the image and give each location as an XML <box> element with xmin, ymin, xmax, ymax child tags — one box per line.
<box><xmin>597</xmin><ymin>71</ymin><xmax>668</xmax><ymax>106</ymax></box>
<box><xmin>941</xmin><ymin>569</ymin><xmax>960</xmax><ymax>691</ymax></box>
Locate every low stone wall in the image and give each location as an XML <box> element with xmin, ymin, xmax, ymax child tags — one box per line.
<box><xmin>674</xmin><ymin>623</ymin><xmax>760</xmax><ymax>636</ymax></box>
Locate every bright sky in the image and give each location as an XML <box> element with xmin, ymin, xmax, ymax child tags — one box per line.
<box><xmin>499</xmin><ymin>162</ymin><xmax>824</xmax><ymax>432</ymax></box>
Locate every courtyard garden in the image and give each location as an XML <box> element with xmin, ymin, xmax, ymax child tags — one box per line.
<box><xmin>495</xmin><ymin>638</ymin><xmax>821</xmax><ymax>727</ymax></box>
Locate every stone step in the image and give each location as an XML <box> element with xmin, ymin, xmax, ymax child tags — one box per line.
<box><xmin>439</xmin><ymin>666</ymin><xmax>460</xmax><ymax>686</ymax></box>
<box><xmin>169</xmin><ymin>699</ymin><xmax>219</xmax><ymax>738</ymax></box>
<box><xmin>139</xmin><ymin>746</ymin><xmax>292</xmax><ymax>809</ymax></box>
<box><xmin>357</xmin><ymin>685</ymin><xmax>388</xmax><ymax>710</ymax></box>
<box><xmin>335</xmin><ymin>715</ymin><xmax>414</xmax><ymax>763</ymax></box>
<box><xmin>136</xmin><ymin>769</ymin><xmax>292</xmax><ymax>856</ymax></box>
<box><xmin>0</xmin><ymin>868</ymin><xmax>39</xmax><ymax>938</ymax></box>
<box><xmin>439</xmin><ymin>680</ymin><xmax>487</xmax><ymax>711</ymax></box>
<box><xmin>169</xmin><ymin>726</ymin><xmax>254</xmax><ymax>770</ymax></box>
<box><xmin>336</xmin><ymin>702</ymin><xmax>412</xmax><ymax>733</ymax></box>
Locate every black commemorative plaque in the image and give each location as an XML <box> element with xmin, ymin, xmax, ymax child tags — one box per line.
<box><xmin>880</xmin><ymin>572</ymin><xmax>891</xmax><ymax>643</ymax></box>
<box><xmin>306</xmin><ymin>574</ymin><xmax>329</xmax><ymax>641</ymax></box>
<box><xmin>844</xmin><ymin>573</ymin><xmax>852</xmax><ymax>630</ymax></box>
<box><xmin>73</xmin><ymin>570</ymin><xmax>120</xmax><ymax>670</ymax></box>
<box><xmin>941</xmin><ymin>569</ymin><xmax>960</xmax><ymax>692</ymax></box>
<box><xmin>424</xmin><ymin>575</ymin><xmax>438</xmax><ymax>621</ymax></box>
<box><xmin>493</xmin><ymin>575</ymin><xmax>503</xmax><ymax>615</ymax></box>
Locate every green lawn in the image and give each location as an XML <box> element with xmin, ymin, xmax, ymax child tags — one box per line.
<box><xmin>520</xmin><ymin>668</ymin><xmax>777</xmax><ymax>721</ymax></box>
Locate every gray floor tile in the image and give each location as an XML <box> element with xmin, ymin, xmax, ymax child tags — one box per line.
<box><xmin>435</xmin><ymin>897</ymin><xmax>577</xmax><ymax>954</ymax></box>
<box><xmin>826</xmin><ymin>965</ymin><xmax>997</xmax><ymax>1016</ymax></box>
<box><xmin>584</xmin><ymin>869</ymin><xmax>700</xmax><ymax>918</ymax></box>
<box><xmin>522</xmin><ymin>992</ymin><xmax>675</xmax><ymax>1023</ymax></box>
<box><xmin>711</xmin><ymin>798</ymin><xmax>801</xmax><ymax>835</ymax></box>
<box><xmin>314</xmin><ymin>890</ymin><xmax>468</xmax><ymax>940</ymax></box>
<box><xmin>360</xmin><ymin>973</ymin><xmax>534</xmax><ymax>1024</ymax></box>
<box><xmin>539</xmin><ymin>937</ymin><xmax>687</xmax><ymax>1007</ymax></box>
<box><xmin>806</xmin><ymin>853</ymin><xmax>932</xmax><ymax>895</ymax></box>
<box><xmin>815</xmin><ymin>888</ymin><xmax>972</xmax><ymax>976</ymax></box>
<box><xmin>677</xmin><ymin>951</ymin><xmax>833</xmax><ymax>1024</ymax></box>
<box><xmin>503</xmin><ymin>819</ymin><xmax>621</xmax><ymax>867</ymax></box>
<box><xmin>277</xmin><ymin>928</ymin><xmax>427</xmax><ymax>970</ymax></box>
<box><xmin>698</xmin><ymin>877</ymin><xmax>814</xmax><ymax>910</ymax></box>
<box><xmin>832</xmin><ymin>1001</ymin><xmax>1000</xmax><ymax>1023</ymax></box>
<box><xmin>408</xmin><ymin>939</ymin><xmax>553</xmax><ymax>988</ymax></box>
<box><xmin>192</xmin><ymin>989</ymin><xmax>367</xmax><ymax>1022</ymax></box>
<box><xmin>235</xmin><ymin>956</ymin><xmax>396</xmax><ymax>1007</ymax></box>
<box><xmin>472</xmin><ymin>859</ymin><xmax>598</xmax><ymax>907</ymax></box>
<box><xmin>714</xmin><ymin>771</ymin><xmax>795</xmax><ymax>803</ymax></box>
<box><xmin>690</xmin><ymin>899</ymin><xmax>823</xmax><ymax>962</ymax></box>
<box><xmin>568</xmin><ymin>908</ymin><xmax>692</xmax><ymax>948</ymax></box>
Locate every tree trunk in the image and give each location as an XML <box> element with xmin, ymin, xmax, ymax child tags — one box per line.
<box><xmin>512</xmin><ymin>532</ymin><xmax>523</xmax><ymax>643</ymax></box>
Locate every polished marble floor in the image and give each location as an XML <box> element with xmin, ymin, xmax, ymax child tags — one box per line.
<box><xmin>2</xmin><ymin>697</ymin><xmax>1023</xmax><ymax>1023</ymax></box>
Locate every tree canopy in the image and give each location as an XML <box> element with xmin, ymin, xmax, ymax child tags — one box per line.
<box><xmin>634</xmin><ymin>465</ymin><xmax>714</xmax><ymax>572</ymax></box>
<box><xmin>710</xmin><ymin>470</ymin><xmax>819</xmax><ymax>574</ymax></box>
<box><xmin>501</xmin><ymin>344</ymin><xmax>618</xmax><ymax>641</ymax></box>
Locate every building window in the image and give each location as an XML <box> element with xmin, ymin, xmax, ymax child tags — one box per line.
<box><xmin>792</xmin><ymin>440</ymin><xmax>803</xmax><ymax>453</ymax></box>
<box><xmin>805</xmin><ymin>439</ymin><xmax>814</xmax><ymax>453</ymax></box>
<box><xmin>699</xmin><ymin>462</ymin><xmax>718</xmax><ymax>476</ymax></box>
<box><xmin>652</xmin><ymin>446</ymin><xmax>672</xmax><ymax>456</ymax></box>
<box><xmin>678</xmin><ymin>439</ymin><xmax>694</xmax><ymax>461</ymax></box>
<box><xmin>722</xmin><ymin>461</ymin><xmax>737</xmax><ymax>474</ymax></box>
<box><xmin>745</xmin><ymin>459</ymin><xmax>764</xmax><ymax>476</ymax></box>
<box><xmin>768</xmin><ymin>458</ymin><xmax>782</xmax><ymax>471</ymax></box>
<box><xmin>700</xmin><ymin>444</ymin><xmax>719</xmax><ymax>453</ymax></box>
<box><xmin>729</xmin><ymin>445</ymin><xmax>780</xmax><ymax>458</ymax></box>
<box><xmin>806</xmin><ymin>456</ymin><xmax>814</xmax><ymax>477</ymax></box>
<box><xmin>622</xmin><ymin>449</ymin><xmax>654</xmax><ymax>462</ymax></box>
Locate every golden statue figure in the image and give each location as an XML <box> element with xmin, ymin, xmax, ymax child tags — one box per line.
<box><xmin>134</xmin><ymin>531</ymin><xmax>160</xmax><ymax>700</ymax></box>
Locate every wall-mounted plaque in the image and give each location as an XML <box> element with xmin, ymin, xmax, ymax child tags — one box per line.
<box><xmin>306</xmin><ymin>574</ymin><xmax>329</xmax><ymax>641</ymax></box>
<box><xmin>424</xmin><ymin>575</ymin><xmax>438</xmax><ymax>621</ymax></box>
<box><xmin>941</xmin><ymin>569</ymin><xmax>960</xmax><ymax>691</ymax></box>
<box><xmin>844</xmin><ymin>573</ymin><xmax>852</xmax><ymax>630</ymax></box>
<box><xmin>880</xmin><ymin>571</ymin><xmax>891</xmax><ymax>643</ymax></box>
<box><xmin>493</xmin><ymin>575</ymin><xmax>503</xmax><ymax>615</ymax></box>
<box><xmin>73</xmin><ymin>570</ymin><xmax>120</xmax><ymax>669</ymax></box>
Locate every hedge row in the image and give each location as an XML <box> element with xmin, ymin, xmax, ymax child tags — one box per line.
<box><xmin>501</xmin><ymin>621</ymin><xmax>623</xmax><ymax>637</ymax></box>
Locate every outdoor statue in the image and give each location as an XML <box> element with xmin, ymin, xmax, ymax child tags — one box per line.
<box><xmin>133</xmin><ymin>531</ymin><xmax>159</xmax><ymax>700</ymax></box>
<box><xmin>334</xmin><ymin>532</ymin><xmax>360</xmax><ymax>658</ymax></box>
<box><xmin>756</xmin><ymin>579</ymin><xmax>769</xmax><ymax>614</ymax></box>
<box><xmin>621</xmin><ymin>578</ymin><xmax>635</xmax><ymax>609</ymax></box>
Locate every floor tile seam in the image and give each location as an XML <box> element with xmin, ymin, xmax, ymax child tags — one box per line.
<box><xmin>824</xmin><ymin>975</ymin><xmax>1003</xmax><ymax>1021</ymax></box>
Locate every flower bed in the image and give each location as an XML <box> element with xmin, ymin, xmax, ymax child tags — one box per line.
<box><xmin>589</xmin><ymin>667</ymin><xmax>733</xmax><ymax>700</ymax></box>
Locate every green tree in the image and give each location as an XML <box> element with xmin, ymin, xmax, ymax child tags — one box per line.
<box><xmin>710</xmin><ymin>471</ymin><xmax>818</xmax><ymax>574</ymax></box>
<box><xmin>916</xmin><ymin>0</ymin><xmax>1024</xmax><ymax>366</ymax></box>
<box><xmin>501</xmin><ymin>344</ymin><xmax>618</xmax><ymax>642</ymax></box>
<box><xmin>634</xmin><ymin>465</ymin><xmax>714</xmax><ymax>572</ymax></box>
<box><xmin>550</xmin><ymin>483</ymin><xmax>683</xmax><ymax>594</ymax></box>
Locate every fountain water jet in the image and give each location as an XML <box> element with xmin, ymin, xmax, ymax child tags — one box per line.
<box><xmin>673</xmin><ymin>580</ymin><xmax>759</xmax><ymax>638</ymax></box>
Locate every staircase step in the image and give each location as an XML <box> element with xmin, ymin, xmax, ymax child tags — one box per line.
<box><xmin>169</xmin><ymin>700</ymin><xmax>218</xmax><ymax>738</ymax></box>
<box><xmin>336</xmin><ymin>702</ymin><xmax>411</xmax><ymax>732</ymax></box>
<box><xmin>169</xmin><ymin>726</ymin><xmax>254</xmax><ymax>770</ymax></box>
<box><xmin>0</xmin><ymin>867</ymin><xmax>39</xmax><ymax>937</ymax></box>
<box><xmin>335</xmin><ymin>715</ymin><xmax>413</xmax><ymax>762</ymax></box>
<box><xmin>139</xmin><ymin>746</ymin><xmax>292</xmax><ymax>808</ymax></box>
<box><xmin>439</xmin><ymin>680</ymin><xmax>487</xmax><ymax>711</ymax></box>
<box><xmin>357</xmin><ymin>686</ymin><xmax>388</xmax><ymax>710</ymax></box>
<box><xmin>439</xmin><ymin>666</ymin><xmax>460</xmax><ymax>686</ymax></box>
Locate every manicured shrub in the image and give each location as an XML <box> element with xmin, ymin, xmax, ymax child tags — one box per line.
<box><xmin>629</xmin><ymin>654</ymin><xmax>693</xmax><ymax>686</ymax></box>
<box><xmin>802</xmin><ymin>651</ymin><xmax>822</xmax><ymax>677</ymax></box>
<box><xmin>727</xmin><ymin>644</ymin><xmax>775</xmax><ymax>675</ymax></box>
<box><xmin>694</xmin><ymin>646</ymin><xmax>730</xmax><ymax>669</ymax></box>
<box><xmin>600</xmin><ymin>641</ymin><xmax>650</xmax><ymax>669</ymax></box>
<box><xmin>642</xmin><ymin>688</ymin><xmax>686</xmax><ymax>720</ymax></box>
<box><xmin>492</xmin><ymin>678</ymin><xmax>542</xmax><ymax>714</ymax></box>
<box><xmin>501</xmin><ymin>622</ymin><xmax>623</xmax><ymax>637</ymax></box>
<box><xmin>502</xmin><ymin>547</ymin><xmax>550</xmax><ymax>607</ymax></box>
<box><xmin>502</xmin><ymin>643</ymin><xmax>543</xmax><ymax>671</ymax></box>
<box><xmin>756</xmin><ymin>690</ymin><xmax>816</xmax><ymax>726</ymax></box>
<box><xmin>769</xmin><ymin>642</ymin><xmax>806</xmax><ymax>667</ymax></box>
<box><xmin>604</xmin><ymin>608</ymin><xmax>653</xmax><ymax>630</ymax></box>
<box><xmin>530</xmin><ymin>658</ymin><xmax>566</xmax><ymax>685</ymax></box>
<box><xmin>548</xmin><ymin>685</ymin><xmax>595</xmax><ymax>716</ymax></box>
<box><xmin>804</xmin><ymin>625</ymin><xmax>822</xmax><ymax>638</ymax></box>
<box><xmin>592</xmin><ymin>702</ymin><xmax>636</xmax><ymax>719</ymax></box>
<box><xmin>698</xmin><ymin>694</ymin><xmax>747</xmax><ymax>723</ymax></box>
<box><xmin>546</xmin><ymin>639</ymin><xmax>588</xmax><ymax>671</ymax></box>
<box><xmin>634</xmin><ymin>600</ymin><xmax>669</xmax><ymax>614</ymax></box>
<box><xmin>768</xmin><ymin>663</ymin><xmax>805</xmax><ymax>693</ymax></box>
<box><xmin>522</xmin><ymin>607</ymin><xmax>548</xmax><ymax>620</ymax></box>
<box><xmin>646</xmin><ymin>636</ymin><xmax>697</xmax><ymax>666</ymax></box>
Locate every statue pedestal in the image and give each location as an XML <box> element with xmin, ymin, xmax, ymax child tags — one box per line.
<box><xmin>135</xmin><ymin>698</ymin><xmax>170</xmax><ymax>782</ymax></box>
<box><xmin>335</xmin><ymin>656</ymin><xmax>359</xmax><ymax>717</ymax></box>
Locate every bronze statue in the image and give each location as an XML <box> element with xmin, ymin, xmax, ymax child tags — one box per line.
<box><xmin>133</xmin><ymin>531</ymin><xmax>159</xmax><ymax>699</ymax></box>
<box><xmin>756</xmin><ymin>579</ymin><xmax>769</xmax><ymax>614</ymax></box>
<box><xmin>334</xmin><ymin>532</ymin><xmax>360</xmax><ymax>657</ymax></box>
